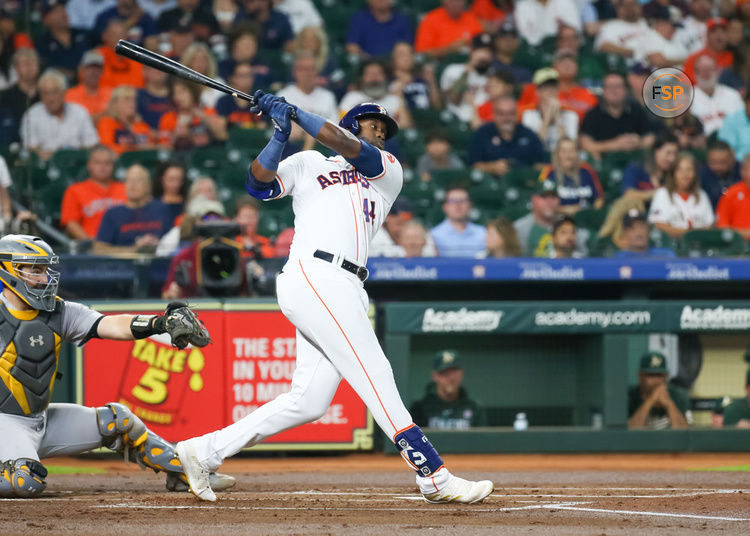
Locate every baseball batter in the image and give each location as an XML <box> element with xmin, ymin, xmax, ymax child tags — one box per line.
<box><xmin>0</xmin><ymin>234</ymin><xmax>233</xmax><ymax>497</ymax></box>
<box><xmin>176</xmin><ymin>93</ymin><xmax>494</xmax><ymax>503</ymax></box>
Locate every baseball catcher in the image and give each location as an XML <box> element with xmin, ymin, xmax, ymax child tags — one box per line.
<box><xmin>0</xmin><ymin>234</ymin><xmax>232</xmax><ymax>497</ymax></box>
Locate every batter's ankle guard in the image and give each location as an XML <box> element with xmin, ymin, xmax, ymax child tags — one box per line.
<box><xmin>96</xmin><ymin>403</ymin><xmax>183</xmax><ymax>475</ymax></box>
<box><xmin>0</xmin><ymin>458</ymin><xmax>48</xmax><ymax>497</ymax></box>
<box><xmin>393</xmin><ymin>425</ymin><xmax>444</xmax><ymax>477</ymax></box>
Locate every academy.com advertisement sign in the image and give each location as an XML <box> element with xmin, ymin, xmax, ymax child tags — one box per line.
<box><xmin>80</xmin><ymin>304</ymin><xmax>371</xmax><ymax>449</ymax></box>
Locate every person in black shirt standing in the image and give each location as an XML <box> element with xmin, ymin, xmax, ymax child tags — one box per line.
<box><xmin>35</xmin><ymin>0</ymin><xmax>91</xmax><ymax>79</ymax></box>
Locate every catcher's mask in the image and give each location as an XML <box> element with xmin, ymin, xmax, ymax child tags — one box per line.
<box><xmin>0</xmin><ymin>234</ymin><xmax>60</xmax><ymax>312</ymax></box>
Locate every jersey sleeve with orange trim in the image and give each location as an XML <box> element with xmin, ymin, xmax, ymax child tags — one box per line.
<box><xmin>270</xmin><ymin>151</ymin><xmax>306</xmax><ymax>199</ymax></box>
<box><xmin>367</xmin><ymin>149</ymin><xmax>403</xmax><ymax>204</ymax></box>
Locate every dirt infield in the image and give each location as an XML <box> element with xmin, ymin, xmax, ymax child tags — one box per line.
<box><xmin>5</xmin><ymin>453</ymin><xmax>750</xmax><ymax>535</ymax></box>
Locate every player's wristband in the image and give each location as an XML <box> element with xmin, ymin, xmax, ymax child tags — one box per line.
<box><xmin>257</xmin><ymin>135</ymin><xmax>285</xmax><ymax>172</ymax></box>
<box><xmin>294</xmin><ymin>108</ymin><xmax>326</xmax><ymax>138</ymax></box>
<box><xmin>130</xmin><ymin>314</ymin><xmax>166</xmax><ymax>339</ymax></box>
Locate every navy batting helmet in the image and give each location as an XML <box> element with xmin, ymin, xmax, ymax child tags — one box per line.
<box><xmin>339</xmin><ymin>103</ymin><xmax>399</xmax><ymax>140</ymax></box>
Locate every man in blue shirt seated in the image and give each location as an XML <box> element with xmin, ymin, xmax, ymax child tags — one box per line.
<box><xmin>346</xmin><ymin>0</ymin><xmax>413</xmax><ymax>58</ymax></box>
<box><xmin>429</xmin><ymin>186</ymin><xmax>487</xmax><ymax>257</ymax></box>
<box><xmin>614</xmin><ymin>209</ymin><xmax>675</xmax><ymax>258</ymax></box>
<box><xmin>93</xmin><ymin>0</ymin><xmax>159</xmax><ymax>48</ymax></box>
<box><xmin>469</xmin><ymin>95</ymin><xmax>545</xmax><ymax>177</ymax></box>
<box><xmin>94</xmin><ymin>164</ymin><xmax>173</xmax><ymax>254</ymax></box>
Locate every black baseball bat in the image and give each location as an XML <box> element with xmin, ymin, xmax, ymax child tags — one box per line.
<box><xmin>115</xmin><ymin>40</ymin><xmax>298</xmax><ymax>119</ymax></box>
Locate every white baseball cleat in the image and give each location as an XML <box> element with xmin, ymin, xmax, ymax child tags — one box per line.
<box><xmin>166</xmin><ymin>471</ymin><xmax>236</xmax><ymax>493</ymax></box>
<box><xmin>175</xmin><ymin>439</ymin><xmax>216</xmax><ymax>502</ymax></box>
<box><xmin>418</xmin><ymin>468</ymin><xmax>494</xmax><ymax>504</ymax></box>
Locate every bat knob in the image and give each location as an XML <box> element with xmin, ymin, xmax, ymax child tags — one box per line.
<box><xmin>232</xmin><ymin>92</ymin><xmax>238</xmax><ymax>98</ymax></box>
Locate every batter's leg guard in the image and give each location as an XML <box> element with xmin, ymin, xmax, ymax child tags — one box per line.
<box><xmin>96</xmin><ymin>403</ymin><xmax>235</xmax><ymax>493</ymax></box>
<box><xmin>393</xmin><ymin>424</ymin><xmax>445</xmax><ymax>477</ymax></box>
<box><xmin>0</xmin><ymin>459</ymin><xmax>48</xmax><ymax>498</ymax></box>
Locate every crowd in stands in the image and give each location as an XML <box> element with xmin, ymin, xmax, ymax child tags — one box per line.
<box><xmin>0</xmin><ymin>0</ymin><xmax>749</xmax><ymax>274</ymax></box>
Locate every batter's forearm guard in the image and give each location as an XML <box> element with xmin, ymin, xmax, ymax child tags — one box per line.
<box><xmin>294</xmin><ymin>107</ymin><xmax>326</xmax><ymax>138</ymax></box>
<box><xmin>394</xmin><ymin>424</ymin><xmax>445</xmax><ymax>477</ymax></box>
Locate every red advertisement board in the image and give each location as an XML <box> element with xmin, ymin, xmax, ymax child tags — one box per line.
<box><xmin>81</xmin><ymin>303</ymin><xmax>372</xmax><ymax>449</ymax></box>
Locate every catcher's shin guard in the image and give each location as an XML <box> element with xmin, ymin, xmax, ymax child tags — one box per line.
<box><xmin>0</xmin><ymin>459</ymin><xmax>48</xmax><ymax>497</ymax></box>
<box><xmin>96</xmin><ymin>403</ymin><xmax>182</xmax><ymax>473</ymax></box>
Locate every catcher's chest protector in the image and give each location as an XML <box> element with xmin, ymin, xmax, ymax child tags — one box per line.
<box><xmin>0</xmin><ymin>301</ymin><xmax>63</xmax><ymax>416</ymax></box>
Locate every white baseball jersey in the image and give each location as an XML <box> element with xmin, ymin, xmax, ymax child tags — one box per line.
<box><xmin>648</xmin><ymin>187</ymin><xmax>715</xmax><ymax>230</ymax></box>
<box><xmin>269</xmin><ymin>149</ymin><xmax>403</xmax><ymax>265</ymax></box>
<box><xmin>690</xmin><ymin>85</ymin><xmax>744</xmax><ymax>136</ymax></box>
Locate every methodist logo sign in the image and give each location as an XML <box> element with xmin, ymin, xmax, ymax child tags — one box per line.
<box><xmin>642</xmin><ymin>68</ymin><xmax>694</xmax><ymax>118</ymax></box>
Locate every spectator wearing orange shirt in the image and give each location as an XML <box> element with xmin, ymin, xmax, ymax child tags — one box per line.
<box><xmin>97</xmin><ymin>18</ymin><xmax>143</xmax><ymax>89</ymax></box>
<box><xmin>470</xmin><ymin>0</ymin><xmax>508</xmax><ymax>33</ymax></box>
<box><xmin>415</xmin><ymin>0</ymin><xmax>483</xmax><ymax>59</ymax></box>
<box><xmin>158</xmin><ymin>78</ymin><xmax>226</xmax><ymax>151</ymax></box>
<box><xmin>517</xmin><ymin>49</ymin><xmax>597</xmax><ymax>122</ymax></box>
<box><xmin>60</xmin><ymin>145</ymin><xmax>127</xmax><ymax>239</ymax></box>
<box><xmin>65</xmin><ymin>50</ymin><xmax>111</xmax><ymax>124</ymax></box>
<box><xmin>234</xmin><ymin>198</ymin><xmax>274</xmax><ymax>259</ymax></box>
<box><xmin>683</xmin><ymin>17</ymin><xmax>734</xmax><ymax>83</ymax></box>
<box><xmin>716</xmin><ymin>154</ymin><xmax>750</xmax><ymax>241</ymax></box>
<box><xmin>97</xmin><ymin>85</ymin><xmax>153</xmax><ymax>154</ymax></box>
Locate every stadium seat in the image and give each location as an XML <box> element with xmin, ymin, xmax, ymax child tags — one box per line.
<box><xmin>187</xmin><ymin>145</ymin><xmax>231</xmax><ymax>177</ymax></box>
<box><xmin>469</xmin><ymin>180</ymin><xmax>507</xmax><ymax>211</ymax></box>
<box><xmin>649</xmin><ymin>228</ymin><xmax>676</xmax><ymax>251</ymax></box>
<box><xmin>227</xmin><ymin>128</ymin><xmax>274</xmax><ymax>156</ymax></box>
<box><xmin>46</xmin><ymin>149</ymin><xmax>89</xmax><ymax>183</ymax></box>
<box><xmin>587</xmin><ymin>234</ymin><xmax>618</xmax><ymax>258</ymax></box>
<box><xmin>574</xmin><ymin>207</ymin><xmax>607</xmax><ymax>232</ymax></box>
<box><xmin>34</xmin><ymin>179</ymin><xmax>72</xmax><ymax>226</ymax></box>
<box><xmin>677</xmin><ymin>229</ymin><xmax>748</xmax><ymax>257</ymax></box>
<box><xmin>430</xmin><ymin>168</ymin><xmax>472</xmax><ymax>188</ymax></box>
<box><xmin>397</xmin><ymin>128</ymin><xmax>425</xmax><ymax>168</ymax></box>
<box><xmin>115</xmin><ymin>149</ymin><xmax>172</xmax><ymax>180</ymax></box>
<box><xmin>401</xmin><ymin>178</ymin><xmax>440</xmax><ymax>212</ymax></box>
<box><xmin>504</xmin><ymin>167</ymin><xmax>540</xmax><ymax>190</ymax></box>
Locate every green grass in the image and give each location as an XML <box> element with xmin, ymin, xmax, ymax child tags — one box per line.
<box><xmin>689</xmin><ymin>465</ymin><xmax>750</xmax><ymax>472</ymax></box>
<box><xmin>45</xmin><ymin>465</ymin><xmax>107</xmax><ymax>475</ymax></box>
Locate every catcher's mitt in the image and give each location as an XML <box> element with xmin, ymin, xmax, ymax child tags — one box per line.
<box><xmin>158</xmin><ymin>302</ymin><xmax>211</xmax><ymax>350</ymax></box>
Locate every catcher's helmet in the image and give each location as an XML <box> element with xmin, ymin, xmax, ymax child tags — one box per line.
<box><xmin>0</xmin><ymin>234</ymin><xmax>60</xmax><ymax>312</ymax></box>
<box><xmin>339</xmin><ymin>102</ymin><xmax>399</xmax><ymax>140</ymax></box>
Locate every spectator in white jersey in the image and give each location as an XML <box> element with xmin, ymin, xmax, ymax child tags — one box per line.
<box><xmin>690</xmin><ymin>54</ymin><xmax>744</xmax><ymax>136</ymax></box>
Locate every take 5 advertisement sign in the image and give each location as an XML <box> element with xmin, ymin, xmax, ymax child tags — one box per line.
<box><xmin>79</xmin><ymin>302</ymin><xmax>373</xmax><ymax>450</ymax></box>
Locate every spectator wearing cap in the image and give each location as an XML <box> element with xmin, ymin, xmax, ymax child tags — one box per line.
<box><xmin>491</xmin><ymin>20</ymin><xmax>533</xmax><ymax>86</ymax></box>
<box><xmin>93</xmin><ymin>163</ymin><xmax>172</xmax><ymax>253</ymax></box>
<box><xmin>628</xmin><ymin>351</ymin><xmax>689</xmax><ymax>430</ymax></box>
<box><xmin>514</xmin><ymin>0</ymin><xmax>582</xmax><ymax>47</ymax></box>
<box><xmin>97</xmin><ymin>85</ymin><xmax>154</xmax><ymax>154</ymax></box>
<box><xmin>410</xmin><ymin>350</ymin><xmax>486</xmax><ymax>430</ymax></box>
<box><xmin>723</xmin><ymin>368</ymin><xmax>750</xmax><ymax>428</ymax></box>
<box><xmin>60</xmin><ymin>145</ymin><xmax>126</xmax><ymax>239</ymax></box>
<box><xmin>682</xmin><ymin>17</ymin><xmax>734</xmax><ymax>83</ymax></box>
<box><xmin>513</xmin><ymin>179</ymin><xmax>560</xmax><ymax>256</ymax></box>
<box><xmin>521</xmin><ymin>68</ymin><xmax>579</xmax><ymax>153</ymax></box>
<box><xmin>430</xmin><ymin>186</ymin><xmax>487</xmax><ymax>257</ymax></box>
<box><xmin>20</xmin><ymin>69</ymin><xmax>99</xmax><ymax>160</ymax></box>
<box><xmin>97</xmin><ymin>18</ymin><xmax>144</xmax><ymax>88</ymax></box>
<box><xmin>716</xmin><ymin>154</ymin><xmax>750</xmax><ymax>241</ymax></box>
<box><xmin>648</xmin><ymin>153</ymin><xmax>714</xmax><ymax>239</ymax></box>
<box><xmin>549</xmin><ymin>215</ymin><xmax>579</xmax><ymax>258</ymax></box>
<box><xmin>689</xmin><ymin>54</ymin><xmax>743</xmax><ymax>136</ymax></box>
<box><xmin>642</xmin><ymin>5</ymin><xmax>690</xmax><ymax>67</ymax></box>
<box><xmin>234</xmin><ymin>197</ymin><xmax>274</xmax><ymax>259</ymax></box>
<box><xmin>700</xmin><ymin>140</ymin><xmax>741</xmax><ymax>209</ymax></box>
<box><xmin>539</xmin><ymin>137</ymin><xmax>604</xmax><ymax>214</ymax></box>
<box><xmin>233</xmin><ymin>0</ymin><xmax>293</xmax><ymax>52</ymax></box>
<box><xmin>346</xmin><ymin>0</ymin><xmax>413</xmax><ymax>59</ymax></box>
<box><xmin>580</xmin><ymin>72</ymin><xmax>655</xmax><ymax>160</ymax></box>
<box><xmin>440</xmin><ymin>32</ymin><xmax>494</xmax><ymax>123</ymax></box>
<box><xmin>65</xmin><ymin>0</ymin><xmax>116</xmax><ymax>31</ymax></box>
<box><xmin>414</xmin><ymin>0</ymin><xmax>483</xmax><ymax>59</ymax></box>
<box><xmin>416</xmin><ymin>130</ymin><xmax>465</xmax><ymax>183</ymax></box>
<box><xmin>0</xmin><ymin>48</ymin><xmax>40</xmax><ymax>146</ymax></box>
<box><xmin>517</xmin><ymin>50</ymin><xmax>598</xmax><ymax>123</ymax></box>
<box><xmin>161</xmin><ymin>197</ymin><xmax>230</xmax><ymax>300</ymax></box>
<box><xmin>483</xmin><ymin>217</ymin><xmax>523</xmax><ymax>258</ymax></box>
<box><xmin>0</xmin><ymin>8</ymin><xmax>33</xmax><ymax>90</ymax></box>
<box><xmin>718</xmin><ymin>92</ymin><xmax>750</xmax><ymax>162</ymax></box>
<box><xmin>94</xmin><ymin>0</ymin><xmax>159</xmax><ymax>49</ymax></box>
<box><xmin>469</xmin><ymin>95</ymin><xmax>545</xmax><ymax>176</ymax></box>
<box><xmin>157</xmin><ymin>0</ymin><xmax>219</xmax><ymax>42</ymax></box>
<box><xmin>35</xmin><ymin>0</ymin><xmax>92</xmax><ymax>79</ymax></box>
<box><xmin>137</xmin><ymin>63</ymin><xmax>172</xmax><ymax>130</ymax></box>
<box><xmin>595</xmin><ymin>0</ymin><xmax>667</xmax><ymax>66</ymax></box>
<box><xmin>621</xmin><ymin>132</ymin><xmax>679</xmax><ymax>203</ymax></box>
<box><xmin>65</xmin><ymin>50</ymin><xmax>110</xmax><ymax>124</ymax></box>
<box><xmin>614</xmin><ymin>208</ymin><xmax>675</xmax><ymax>257</ymax></box>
